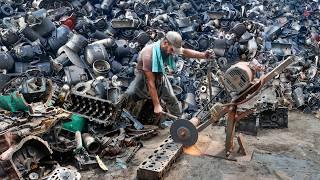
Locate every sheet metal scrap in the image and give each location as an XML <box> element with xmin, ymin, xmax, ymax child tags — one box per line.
<box><xmin>0</xmin><ymin>110</ymin><xmax>28</xmax><ymax>132</ymax></box>
<box><xmin>0</xmin><ymin>108</ymin><xmax>71</xmax><ymax>167</ymax></box>
<box><xmin>0</xmin><ymin>108</ymin><xmax>70</xmax><ymax>138</ymax></box>
<box><xmin>137</xmin><ymin>136</ymin><xmax>183</xmax><ymax>180</ymax></box>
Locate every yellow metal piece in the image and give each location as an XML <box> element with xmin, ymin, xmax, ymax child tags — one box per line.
<box><xmin>96</xmin><ymin>155</ymin><xmax>108</xmax><ymax>171</ymax></box>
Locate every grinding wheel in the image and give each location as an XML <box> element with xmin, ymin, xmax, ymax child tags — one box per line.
<box><xmin>170</xmin><ymin>120</ymin><xmax>198</xmax><ymax>147</ymax></box>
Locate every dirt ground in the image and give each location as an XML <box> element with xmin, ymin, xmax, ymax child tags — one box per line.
<box><xmin>82</xmin><ymin>111</ymin><xmax>320</xmax><ymax>180</ymax></box>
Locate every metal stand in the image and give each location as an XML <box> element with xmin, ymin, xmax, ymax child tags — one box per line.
<box><xmin>170</xmin><ymin>56</ymin><xmax>295</xmax><ymax>157</ymax></box>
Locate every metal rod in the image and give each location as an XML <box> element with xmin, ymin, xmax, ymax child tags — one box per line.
<box><xmin>203</xmin><ymin>153</ymin><xmax>237</xmax><ymax>161</ymax></box>
<box><xmin>161</xmin><ymin>111</ymin><xmax>179</xmax><ymax>120</ymax></box>
<box><xmin>207</xmin><ymin>62</ymin><xmax>213</xmax><ymax>101</ymax></box>
<box><xmin>194</xmin><ymin>89</ymin><xmax>224</xmax><ymax>118</ymax></box>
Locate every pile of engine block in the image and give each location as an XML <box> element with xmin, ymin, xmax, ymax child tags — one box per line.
<box><xmin>0</xmin><ymin>0</ymin><xmax>320</xmax><ymax>179</ymax></box>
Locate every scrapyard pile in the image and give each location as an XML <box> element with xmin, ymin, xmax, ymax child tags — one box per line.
<box><xmin>0</xmin><ymin>0</ymin><xmax>320</xmax><ymax>179</ymax></box>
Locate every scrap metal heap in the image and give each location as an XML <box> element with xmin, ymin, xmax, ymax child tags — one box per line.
<box><xmin>0</xmin><ymin>72</ymin><xmax>158</xmax><ymax>179</ymax></box>
<box><xmin>0</xmin><ymin>0</ymin><xmax>319</xmax><ymax>179</ymax></box>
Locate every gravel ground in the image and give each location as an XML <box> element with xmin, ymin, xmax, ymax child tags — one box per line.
<box><xmin>82</xmin><ymin>111</ymin><xmax>320</xmax><ymax>180</ymax></box>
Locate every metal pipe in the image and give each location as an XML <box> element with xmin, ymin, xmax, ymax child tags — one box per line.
<box><xmin>75</xmin><ymin>131</ymin><xmax>82</xmax><ymax>151</ymax></box>
<box><xmin>82</xmin><ymin>133</ymin><xmax>100</xmax><ymax>154</ymax></box>
<box><xmin>92</xmin><ymin>38</ymin><xmax>116</xmax><ymax>49</ymax></box>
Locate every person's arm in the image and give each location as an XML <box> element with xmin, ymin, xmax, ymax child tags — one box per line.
<box><xmin>144</xmin><ymin>71</ymin><xmax>162</xmax><ymax>114</ymax></box>
<box><xmin>181</xmin><ymin>48</ymin><xmax>207</xmax><ymax>59</ymax></box>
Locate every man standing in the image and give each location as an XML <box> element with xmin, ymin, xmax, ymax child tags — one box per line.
<box><xmin>118</xmin><ymin>31</ymin><xmax>215</xmax><ymax>117</ymax></box>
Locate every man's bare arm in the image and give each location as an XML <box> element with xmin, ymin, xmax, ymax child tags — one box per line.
<box><xmin>144</xmin><ymin>71</ymin><xmax>162</xmax><ymax>114</ymax></box>
<box><xmin>182</xmin><ymin>48</ymin><xmax>207</xmax><ymax>59</ymax></box>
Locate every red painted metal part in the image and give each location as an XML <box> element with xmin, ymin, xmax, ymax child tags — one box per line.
<box><xmin>60</xmin><ymin>15</ymin><xmax>76</xmax><ymax>30</ymax></box>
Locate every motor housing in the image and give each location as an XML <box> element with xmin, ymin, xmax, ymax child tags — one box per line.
<box><xmin>222</xmin><ymin>62</ymin><xmax>254</xmax><ymax>93</ymax></box>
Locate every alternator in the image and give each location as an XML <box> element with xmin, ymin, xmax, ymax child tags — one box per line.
<box><xmin>222</xmin><ymin>62</ymin><xmax>254</xmax><ymax>93</ymax></box>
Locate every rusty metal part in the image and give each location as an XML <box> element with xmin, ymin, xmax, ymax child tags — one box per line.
<box><xmin>161</xmin><ymin>111</ymin><xmax>180</xmax><ymax>120</ymax></box>
<box><xmin>0</xmin><ymin>110</ymin><xmax>28</xmax><ymax>132</ymax></box>
<box><xmin>137</xmin><ymin>137</ymin><xmax>183</xmax><ymax>180</ymax></box>
<box><xmin>0</xmin><ymin>136</ymin><xmax>53</xmax><ymax>179</ymax></box>
<box><xmin>0</xmin><ymin>132</ymin><xmax>16</xmax><ymax>155</ymax></box>
<box><xmin>45</xmin><ymin>127</ymin><xmax>77</xmax><ymax>153</ymax></box>
<box><xmin>101</xmin><ymin>128</ymin><xmax>126</xmax><ymax>157</ymax></box>
<box><xmin>125</xmin><ymin>142</ymin><xmax>142</xmax><ymax>163</ymax></box>
<box><xmin>209</xmin><ymin>102</ymin><xmax>224</xmax><ymax>123</ymax></box>
<box><xmin>0</xmin><ymin>108</ymin><xmax>70</xmax><ymax>146</ymax></box>
<box><xmin>101</xmin><ymin>143</ymin><xmax>124</xmax><ymax>157</ymax></box>
<box><xmin>126</xmin><ymin>129</ymin><xmax>158</xmax><ymax>142</ymax></box>
<box><xmin>92</xmin><ymin>60</ymin><xmax>110</xmax><ymax>77</ymax></box>
<box><xmin>0</xmin><ymin>109</ymin><xmax>70</xmax><ymax>161</ymax></box>
<box><xmin>27</xmin><ymin>110</ymin><xmax>70</xmax><ymax>135</ymax></box>
<box><xmin>82</xmin><ymin>133</ymin><xmax>100</xmax><ymax>154</ymax></box>
<box><xmin>74</xmin><ymin>149</ymin><xmax>98</xmax><ymax>170</ymax></box>
<box><xmin>124</xmin><ymin>130</ymin><xmax>157</xmax><ymax>149</ymax></box>
<box><xmin>225</xmin><ymin>105</ymin><xmax>237</xmax><ymax>156</ymax></box>
<box><xmin>72</xmin><ymin>81</ymin><xmax>91</xmax><ymax>95</ymax></box>
<box><xmin>237</xmin><ymin>133</ymin><xmax>247</xmax><ymax>155</ymax></box>
<box><xmin>63</xmin><ymin>92</ymin><xmax>121</xmax><ymax>127</ymax></box>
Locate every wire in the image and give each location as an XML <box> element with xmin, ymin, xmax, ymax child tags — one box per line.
<box><xmin>194</xmin><ymin>89</ymin><xmax>224</xmax><ymax>118</ymax></box>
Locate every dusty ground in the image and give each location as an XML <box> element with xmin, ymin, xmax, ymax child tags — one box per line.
<box><xmin>82</xmin><ymin>111</ymin><xmax>320</xmax><ymax>180</ymax></box>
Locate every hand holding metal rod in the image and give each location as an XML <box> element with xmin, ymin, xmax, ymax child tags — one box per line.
<box><xmin>161</xmin><ymin>111</ymin><xmax>179</xmax><ymax>120</ymax></box>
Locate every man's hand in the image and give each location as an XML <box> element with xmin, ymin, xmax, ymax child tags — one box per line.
<box><xmin>182</xmin><ymin>48</ymin><xmax>215</xmax><ymax>59</ymax></box>
<box><xmin>249</xmin><ymin>59</ymin><xmax>265</xmax><ymax>72</ymax></box>
<box><xmin>145</xmin><ymin>71</ymin><xmax>162</xmax><ymax>117</ymax></box>
<box><xmin>204</xmin><ymin>49</ymin><xmax>216</xmax><ymax>59</ymax></box>
<box><xmin>154</xmin><ymin>104</ymin><xmax>163</xmax><ymax>115</ymax></box>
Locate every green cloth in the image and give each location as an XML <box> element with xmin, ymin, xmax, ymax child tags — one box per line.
<box><xmin>63</xmin><ymin>114</ymin><xmax>86</xmax><ymax>132</ymax></box>
<box><xmin>152</xmin><ymin>40</ymin><xmax>175</xmax><ymax>75</ymax></box>
<box><xmin>0</xmin><ymin>92</ymin><xmax>29</xmax><ymax>112</ymax></box>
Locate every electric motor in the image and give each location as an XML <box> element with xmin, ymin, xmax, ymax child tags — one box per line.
<box><xmin>222</xmin><ymin>62</ymin><xmax>254</xmax><ymax>93</ymax></box>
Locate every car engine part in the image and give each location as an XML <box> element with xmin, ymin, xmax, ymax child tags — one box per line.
<box><xmin>137</xmin><ymin>136</ymin><xmax>183</xmax><ymax>180</ymax></box>
<box><xmin>63</xmin><ymin>92</ymin><xmax>121</xmax><ymax>127</ymax></box>
<box><xmin>0</xmin><ymin>136</ymin><xmax>53</xmax><ymax>179</ymax></box>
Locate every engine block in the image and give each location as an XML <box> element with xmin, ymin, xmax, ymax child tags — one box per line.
<box><xmin>63</xmin><ymin>92</ymin><xmax>121</xmax><ymax>126</ymax></box>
